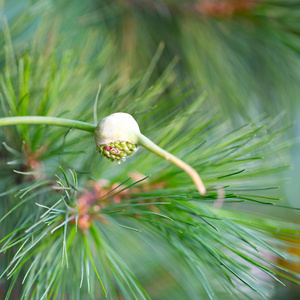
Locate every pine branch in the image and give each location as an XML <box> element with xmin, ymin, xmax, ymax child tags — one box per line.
<box><xmin>1</xmin><ymin>1</ymin><xmax>300</xmax><ymax>299</ymax></box>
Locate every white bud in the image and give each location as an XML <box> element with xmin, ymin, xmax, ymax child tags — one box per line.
<box><xmin>94</xmin><ymin>113</ymin><xmax>140</xmax><ymax>162</ymax></box>
<box><xmin>94</xmin><ymin>112</ymin><xmax>140</xmax><ymax>145</ymax></box>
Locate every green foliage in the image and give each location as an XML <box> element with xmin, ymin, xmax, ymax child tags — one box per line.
<box><xmin>1</xmin><ymin>0</ymin><xmax>300</xmax><ymax>299</ymax></box>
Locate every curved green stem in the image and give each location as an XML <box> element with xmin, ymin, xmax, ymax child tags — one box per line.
<box><xmin>137</xmin><ymin>133</ymin><xmax>206</xmax><ymax>195</ymax></box>
<box><xmin>0</xmin><ymin>115</ymin><xmax>206</xmax><ymax>195</ymax></box>
<box><xmin>0</xmin><ymin>116</ymin><xmax>96</xmax><ymax>133</ymax></box>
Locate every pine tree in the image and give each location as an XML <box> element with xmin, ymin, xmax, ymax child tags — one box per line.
<box><xmin>0</xmin><ymin>0</ymin><xmax>300</xmax><ymax>299</ymax></box>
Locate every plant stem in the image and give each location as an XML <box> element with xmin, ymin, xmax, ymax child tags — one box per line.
<box><xmin>0</xmin><ymin>116</ymin><xmax>206</xmax><ymax>194</ymax></box>
<box><xmin>138</xmin><ymin>133</ymin><xmax>206</xmax><ymax>195</ymax></box>
<box><xmin>0</xmin><ymin>116</ymin><xmax>96</xmax><ymax>133</ymax></box>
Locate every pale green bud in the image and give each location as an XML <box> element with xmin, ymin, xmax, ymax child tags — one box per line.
<box><xmin>94</xmin><ymin>113</ymin><xmax>140</xmax><ymax>163</ymax></box>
